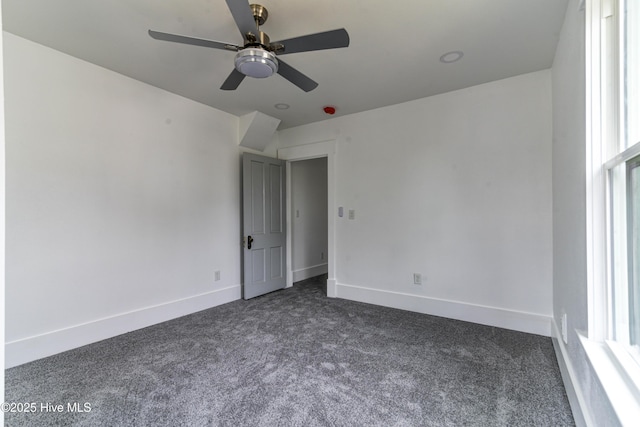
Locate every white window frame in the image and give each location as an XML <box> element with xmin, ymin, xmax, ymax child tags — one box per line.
<box><xmin>585</xmin><ymin>0</ymin><xmax>640</xmax><ymax>424</ymax></box>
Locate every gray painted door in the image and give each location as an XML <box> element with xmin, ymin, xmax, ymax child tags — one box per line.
<box><xmin>242</xmin><ymin>153</ymin><xmax>286</xmax><ymax>299</ymax></box>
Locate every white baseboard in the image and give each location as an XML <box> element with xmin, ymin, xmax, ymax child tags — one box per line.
<box><xmin>551</xmin><ymin>319</ymin><xmax>589</xmax><ymax>427</ymax></box>
<box><xmin>336</xmin><ymin>283</ymin><xmax>552</xmax><ymax>336</ymax></box>
<box><xmin>5</xmin><ymin>285</ymin><xmax>241</xmax><ymax>368</ymax></box>
<box><xmin>292</xmin><ymin>263</ymin><xmax>328</xmax><ymax>282</ymax></box>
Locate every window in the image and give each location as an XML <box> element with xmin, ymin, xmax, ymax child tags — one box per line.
<box><xmin>629</xmin><ymin>158</ymin><xmax>640</xmax><ymax>347</ymax></box>
<box><xmin>602</xmin><ymin>0</ymin><xmax>640</xmax><ymax>366</ymax></box>
<box><xmin>584</xmin><ymin>0</ymin><xmax>640</xmax><ymax>422</ymax></box>
<box><xmin>609</xmin><ymin>153</ymin><xmax>640</xmax><ymax>360</ymax></box>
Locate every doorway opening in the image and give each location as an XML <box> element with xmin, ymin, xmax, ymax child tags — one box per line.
<box><xmin>290</xmin><ymin>158</ymin><xmax>328</xmax><ymax>285</ymax></box>
<box><xmin>279</xmin><ymin>140</ymin><xmax>337</xmax><ymax>297</ymax></box>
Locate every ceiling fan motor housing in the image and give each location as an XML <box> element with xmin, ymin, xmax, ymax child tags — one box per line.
<box><xmin>233</xmin><ymin>5</ymin><xmax>278</xmax><ymax>79</ymax></box>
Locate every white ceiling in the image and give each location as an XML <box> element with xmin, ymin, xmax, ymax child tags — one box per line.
<box><xmin>2</xmin><ymin>0</ymin><xmax>569</xmax><ymax>129</ymax></box>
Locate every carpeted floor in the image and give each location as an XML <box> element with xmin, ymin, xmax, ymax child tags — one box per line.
<box><xmin>5</xmin><ymin>276</ymin><xmax>574</xmax><ymax>426</ymax></box>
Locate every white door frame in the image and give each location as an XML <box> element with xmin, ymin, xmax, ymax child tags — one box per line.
<box><xmin>278</xmin><ymin>140</ymin><xmax>337</xmax><ymax>297</ymax></box>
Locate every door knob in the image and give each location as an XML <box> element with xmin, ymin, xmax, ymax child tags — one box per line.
<box><xmin>247</xmin><ymin>235</ymin><xmax>254</xmax><ymax>250</ymax></box>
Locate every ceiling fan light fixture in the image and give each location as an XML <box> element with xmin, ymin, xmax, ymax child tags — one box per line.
<box><xmin>234</xmin><ymin>48</ymin><xmax>278</xmax><ymax>78</ymax></box>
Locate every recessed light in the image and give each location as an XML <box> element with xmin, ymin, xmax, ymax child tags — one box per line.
<box><xmin>274</xmin><ymin>103</ymin><xmax>290</xmax><ymax>110</ymax></box>
<box><xmin>439</xmin><ymin>51</ymin><xmax>464</xmax><ymax>64</ymax></box>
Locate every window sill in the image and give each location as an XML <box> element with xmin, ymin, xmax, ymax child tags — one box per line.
<box><xmin>579</xmin><ymin>332</ymin><xmax>640</xmax><ymax>426</ymax></box>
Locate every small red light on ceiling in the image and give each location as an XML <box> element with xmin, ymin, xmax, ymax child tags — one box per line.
<box><xmin>323</xmin><ymin>106</ymin><xmax>336</xmax><ymax>115</ymax></box>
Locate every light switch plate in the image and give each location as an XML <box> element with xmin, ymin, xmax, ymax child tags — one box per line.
<box><xmin>413</xmin><ymin>273</ymin><xmax>422</xmax><ymax>285</ymax></box>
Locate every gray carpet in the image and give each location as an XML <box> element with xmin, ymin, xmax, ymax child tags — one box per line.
<box><xmin>5</xmin><ymin>276</ymin><xmax>574</xmax><ymax>426</ymax></box>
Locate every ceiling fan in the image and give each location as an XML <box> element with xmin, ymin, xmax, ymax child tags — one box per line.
<box><xmin>149</xmin><ymin>0</ymin><xmax>350</xmax><ymax>92</ymax></box>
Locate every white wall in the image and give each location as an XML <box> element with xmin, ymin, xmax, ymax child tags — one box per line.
<box><xmin>551</xmin><ymin>0</ymin><xmax>618</xmax><ymax>425</ymax></box>
<box><xmin>0</xmin><ymin>5</ymin><xmax>6</xmax><ymax>423</ymax></box>
<box><xmin>291</xmin><ymin>158</ymin><xmax>328</xmax><ymax>282</ymax></box>
<box><xmin>278</xmin><ymin>70</ymin><xmax>553</xmax><ymax>336</ymax></box>
<box><xmin>4</xmin><ymin>33</ymin><xmax>241</xmax><ymax>367</ymax></box>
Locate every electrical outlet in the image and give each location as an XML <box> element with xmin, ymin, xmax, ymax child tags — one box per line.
<box><xmin>321</xmin><ymin>252</ymin><xmax>324</xmax><ymax>260</ymax></box>
<box><xmin>561</xmin><ymin>313</ymin><xmax>568</xmax><ymax>344</ymax></box>
<box><xmin>348</xmin><ymin>209</ymin><xmax>355</xmax><ymax>220</ymax></box>
<box><xmin>215</xmin><ymin>270</ymin><xmax>221</xmax><ymax>282</ymax></box>
<box><xmin>413</xmin><ymin>273</ymin><xmax>422</xmax><ymax>285</ymax></box>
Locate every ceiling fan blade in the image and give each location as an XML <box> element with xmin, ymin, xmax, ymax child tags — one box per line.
<box><xmin>220</xmin><ymin>68</ymin><xmax>246</xmax><ymax>91</ymax></box>
<box><xmin>276</xmin><ymin>59</ymin><xmax>318</xmax><ymax>92</ymax></box>
<box><xmin>148</xmin><ymin>30</ymin><xmax>239</xmax><ymax>51</ymax></box>
<box><xmin>273</xmin><ymin>28</ymin><xmax>350</xmax><ymax>55</ymax></box>
<box><xmin>225</xmin><ymin>0</ymin><xmax>258</xmax><ymax>39</ymax></box>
